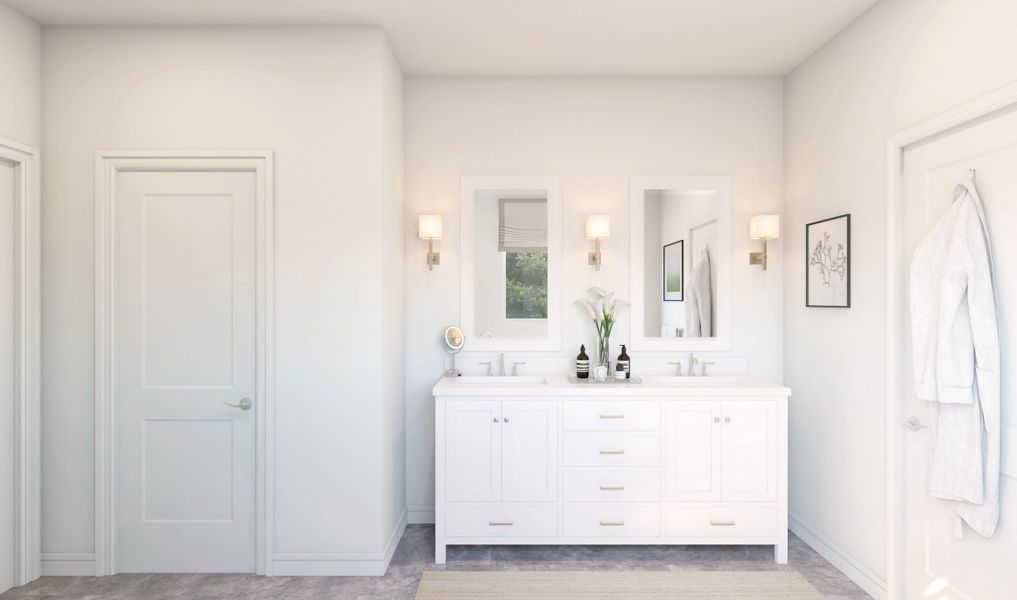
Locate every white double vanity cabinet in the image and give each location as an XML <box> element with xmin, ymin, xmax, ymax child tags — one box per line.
<box><xmin>432</xmin><ymin>376</ymin><xmax>791</xmax><ymax>564</ymax></box>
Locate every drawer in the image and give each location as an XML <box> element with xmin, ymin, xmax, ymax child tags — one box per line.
<box><xmin>564</xmin><ymin>400</ymin><xmax>661</xmax><ymax>431</ymax></box>
<box><xmin>563</xmin><ymin>435</ymin><xmax>660</xmax><ymax>467</ymax></box>
<box><xmin>446</xmin><ymin>504</ymin><xmax>557</xmax><ymax>538</ymax></box>
<box><xmin>564</xmin><ymin>470</ymin><xmax>661</xmax><ymax>502</ymax></box>
<box><xmin>665</xmin><ymin>504</ymin><xmax>778</xmax><ymax>538</ymax></box>
<box><xmin>564</xmin><ymin>505</ymin><xmax>660</xmax><ymax>537</ymax></box>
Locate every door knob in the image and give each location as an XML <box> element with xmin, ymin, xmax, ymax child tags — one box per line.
<box><xmin>905</xmin><ymin>416</ymin><xmax>926</xmax><ymax>432</ymax></box>
<box><xmin>225</xmin><ymin>398</ymin><xmax>253</xmax><ymax>411</ymax></box>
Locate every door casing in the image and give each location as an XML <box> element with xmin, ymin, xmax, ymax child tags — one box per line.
<box><xmin>0</xmin><ymin>137</ymin><xmax>41</xmax><ymax>588</ymax></box>
<box><xmin>93</xmin><ymin>151</ymin><xmax>275</xmax><ymax>576</ymax></box>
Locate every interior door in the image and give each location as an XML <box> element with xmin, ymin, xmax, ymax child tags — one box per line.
<box><xmin>501</xmin><ymin>400</ymin><xmax>556</xmax><ymax>501</ymax></box>
<box><xmin>901</xmin><ymin>104</ymin><xmax>1017</xmax><ymax>599</ymax></box>
<box><xmin>721</xmin><ymin>400</ymin><xmax>777</xmax><ymax>501</ymax></box>
<box><xmin>445</xmin><ymin>399</ymin><xmax>501</xmax><ymax>501</ymax></box>
<box><xmin>115</xmin><ymin>168</ymin><xmax>256</xmax><ymax>573</ymax></box>
<box><xmin>0</xmin><ymin>157</ymin><xmax>15</xmax><ymax>593</ymax></box>
<box><xmin>666</xmin><ymin>401</ymin><xmax>722</xmax><ymax>500</ymax></box>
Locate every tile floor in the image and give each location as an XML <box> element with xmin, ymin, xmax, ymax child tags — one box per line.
<box><xmin>1</xmin><ymin>525</ymin><xmax>872</xmax><ymax>599</ymax></box>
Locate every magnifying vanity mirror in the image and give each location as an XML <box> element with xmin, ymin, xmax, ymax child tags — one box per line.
<box><xmin>460</xmin><ymin>176</ymin><xmax>562</xmax><ymax>351</ymax></box>
<box><xmin>442</xmin><ymin>325</ymin><xmax>465</xmax><ymax>376</ymax></box>
<box><xmin>629</xmin><ymin>176</ymin><xmax>731</xmax><ymax>351</ymax></box>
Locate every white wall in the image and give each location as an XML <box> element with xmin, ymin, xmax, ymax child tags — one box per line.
<box><xmin>0</xmin><ymin>2</ymin><xmax>40</xmax><ymax>148</ymax></box>
<box><xmin>783</xmin><ymin>0</ymin><xmax>1017</xmax><ymax>595</ymax></box>
<box><xmin>405</xmin><ymin>77</ymin><xmax>784</xmax><ymax>521</ymax></box>
<box><xmin>41</xmin><ymin>26</ymin><xmax>405</xmax><ymax>576</ymax></box>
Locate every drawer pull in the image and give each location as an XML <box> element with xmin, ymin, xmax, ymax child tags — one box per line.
<box><xmin>710</xmin><ymin>520</ymin><xmax>736</xmax><ymax>527</ymax></box>
<box><xmin>599</xmin><ymin>449</ymin><xmax>625</xmax><ymax>455</ymax></box>
<box><xmin>488</xmin><ymin>521</ymin><xmax>514</xmax><ymax>527</ymax></box>
<box><xmin>599</xmin><ymin>484</ymin><xmax>625</xmax><ymax>491</ymax></box>
<box><xmin>599</xmin><ymin>520</ymin><xmax>625</xmax><ymax>526</ymax></box>
<box><xmin>599</xmin><ymin>414</ymin><xmax>625</xmax><ymax>419</ymax></box>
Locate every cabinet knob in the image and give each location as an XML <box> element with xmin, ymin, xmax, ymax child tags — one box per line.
<box><xmin>503</xmin><ymin>417</ymin><xmax>510</xmax><ymax>423</ymax></box>
<box><xmin>713</xmin><ymin>416</ymin><xmax>720</xmax><ymax>423</ymax></box>
<box><xmin>724</xmin><ymin>416</ymin><xmax>731</xmax><ymax>423</ymax></box>
<box><xmin>493</xmin><ymin>417</ymin><xmax>500</xmax><ymax>423</ymax></box>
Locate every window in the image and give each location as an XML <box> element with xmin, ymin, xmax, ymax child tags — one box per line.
<box><xmin>505</xmin><ymin>251</ymin><xmax>548</xmax><ymax>319</ymax></box>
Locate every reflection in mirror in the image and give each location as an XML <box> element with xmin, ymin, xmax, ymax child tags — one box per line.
<box><xmin>473</xmin><ymin>190</ymin><xmax>548</xmax><ymax>339</ymax></box>
<box><xmin>642</xmin><ymin>189</ymin><xmax>719</xmax><ymax>338</ymax></box>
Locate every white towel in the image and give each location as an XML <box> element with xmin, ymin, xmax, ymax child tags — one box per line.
<box><xmin>908</xmin><ymin>177</ymin><xmax>1000</xmax><ymax>538</ymax></box>
<box><xmin>685</xmin><ymin>247</ymin><xmax>713</xmax><ymax>338</ymax></box>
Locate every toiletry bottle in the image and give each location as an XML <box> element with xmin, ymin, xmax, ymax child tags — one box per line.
<box><xmin>616</xmin><ymin>345</ymin><xmax>631</xmax><ymax>379</ymax></box>
<box><xmin>576</xmin><ymin>345</ymin><xmax>590</xmax><ymax>379</ymax></box>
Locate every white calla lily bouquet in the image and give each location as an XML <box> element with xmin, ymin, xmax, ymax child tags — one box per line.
<box><xmin>576</xmin><ymin>287</ymin><xmax>629</xmax><ymax>369</ymax></box>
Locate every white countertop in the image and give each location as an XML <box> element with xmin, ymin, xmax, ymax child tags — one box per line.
<box><xmin>432</xmin><ymin>374</ymin><xmax>791</xmax><ymax>398</ymax></box>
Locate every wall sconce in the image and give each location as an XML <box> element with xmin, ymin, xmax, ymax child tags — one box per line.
<box><xmin>749</xmin><ymin>214</ymin><xmax>780</xmax><ymax>270</ymax></box>
<box><xmin>586</xmin><ymin>215</ymin><xmax>610</xmax><ymax>271</ymax></box>
<box><xmin>418</xmin><ymin>214</ymin><xmax>443</xmax><ymax>271</ymax></box>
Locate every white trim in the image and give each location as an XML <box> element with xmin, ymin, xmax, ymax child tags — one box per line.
<box><xmin>272</xmin><ymin>510</ymin><xmax>407</xmax><ymax>576</ymax></box>
<box><xmin>459</xmin><ymin>176</ymin><xmax>562</xmax><ymax>352</ymax></box>
<box><xmin>885</xmin><ymin>80</ymin><xmax>1017</xmax><ymax>600</ymax></box>
<box><xmin>40</xmin><ymin>554</ymin><xmax>96</xmax><ymax>576</ymax></box>
<box><xmin>789</xmin><ymin>513</ymin><xmax>886</xmax><ymax>600</ymax></box>
<box><xmin>0</xmin><ymin>138</ymin><xmax>41</xmax><ymax>587</ymax></box>
<box><xmin>94</xmin><ymin>150</ymin><xmax>275</xmax><ymax>576</ymax></box>
<box><xmin>407</xmin><ymin>504</ymin><xmax>436</xmax><ymax>524</ymax></box>
<box><xmin>629</xmin><ymin>175</ymin><xmax>732</xmax><ymax>352</ymax></box>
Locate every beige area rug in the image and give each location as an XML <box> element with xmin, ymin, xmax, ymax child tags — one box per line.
<box><xmin>416</xmin><ymin>570</ymin><xmax>824</xmax><ymax>600</ymax></box>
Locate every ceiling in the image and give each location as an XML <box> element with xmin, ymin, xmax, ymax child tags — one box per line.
<box><xmin>4</xmin><ymin>0</ymin><xmax>879</xmax><ymax>76</ymax></box>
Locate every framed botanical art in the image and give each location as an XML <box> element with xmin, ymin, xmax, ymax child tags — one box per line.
<box><xmin>663</xmin><ymin>240</ymin><xmax>684</xmax><ymax>302</ymax></box>
<box><xmin>806</xmin><ymin>214</ymin><xmax>850</xmax><ymax>307</ymax></box>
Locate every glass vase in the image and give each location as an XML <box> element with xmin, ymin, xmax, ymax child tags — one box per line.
<box><xmin>597</xmin><ymin>335</ymin><xmax>611</xmax><ymax>374</ymax></box>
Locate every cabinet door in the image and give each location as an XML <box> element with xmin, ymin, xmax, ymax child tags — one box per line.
<box><xmin>501</xmin><ymin>400</ymin><xmax>557</xmax><ymax>502</ymax></box>
<box><xmin>721</xmin><ymin>400</ymin><xmax>778</xmax><ymax>501</ymax></box>
<box><xmin>665</xmin><ymin>401</ymin><xmax>722</xmax><ymax>501</ymax></box>
<box><xmin>446</xmin><ymin>400</ymin><xmax>501</xmax><ymax>501</ymax></box>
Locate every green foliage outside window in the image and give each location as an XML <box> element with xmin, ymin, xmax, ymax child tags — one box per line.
<box><xmin>505</xmin><ymin>251</ymin><xmax>548</xmax><ymax>319</ymax></box>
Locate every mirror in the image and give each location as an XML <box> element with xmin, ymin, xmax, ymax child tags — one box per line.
<box><xmin>442</xmin><ymin>325</ymin><xmax>465</xmax><ymax>376</ymax></box>
<box><xmin>460</xmin><ymin>176</ymin><xmax>562</xmax><ymax>351</ymax></box>
<box><xmin>629</xmin><ymin>176</ymin><xmax>731</xmax><ymax>351</ymax></box>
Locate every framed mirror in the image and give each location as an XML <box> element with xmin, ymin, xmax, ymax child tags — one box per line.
<box><xmin>460</xmin><ymin>176</ymin><xmax>562</xmax><ymax>351</ymax></box>
<box><xmin>629</xmin><ymin>176</ymin><xmax>731</xmax><ymax>351</ymax></box>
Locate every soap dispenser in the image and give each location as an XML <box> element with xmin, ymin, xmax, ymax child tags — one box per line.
<box><xmin>576</xmin><ymin>345</ymin><xmax>590</xmax><ymax>379</ymax></box>
<box><xmin>616</xmin><ymin>345</ymin><xmax>631</xmax><ymax>379</ymax></box>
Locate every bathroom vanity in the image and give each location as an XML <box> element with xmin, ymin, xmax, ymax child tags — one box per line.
<box><xmin>432</xmin><ymin>375</ymin><xmax>791</xmax><ymax>564</ymax></box>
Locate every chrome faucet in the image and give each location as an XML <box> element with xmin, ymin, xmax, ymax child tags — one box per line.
<box><xmin>512</xmin><ymin>361</ymin><xmax>526</xmax><ymax>376</ymax></box>
<box><xmin>497</xmin><ymin>353</ymin><xmax>506</xmax><ymax>376</ymax></box>
<box><xmin>687</xmin><ymin>353</ymin><xmax>700</xmax><ymax>376</ymax></box>
<box><xmin>667</xmin><ymin>361</ymin><xmax>684</xmax><ymax>376</ymax></box>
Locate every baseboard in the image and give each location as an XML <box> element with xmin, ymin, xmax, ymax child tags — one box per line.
<box><xmin>408</xmin><ymin>504</ymin><xmax>435</xmax><ymax>524</ymax></box>
<box><xmin>789</xmin><ymin>513</ymin><xmax>886</xmax><ymax>600</ymax></box>
<box><xmin>40</xmin><ymin>553</ymin><xmax>96</xmax><ymax>576</ymax></box>
<box><xmin>272</xmin><ymin>510</ymin><xmax>407</xmax><ymax>576</ymax></box>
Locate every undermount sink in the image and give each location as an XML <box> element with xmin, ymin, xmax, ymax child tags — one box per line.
<box><xmin>454</xmin><ymin>375</ymin><xmax>548</xmax><ymax>385</ymax></box>
<box><xmin>652</xmin><ymin>375</ymin><xmax>740</xmax><ymax>385</ymax></box>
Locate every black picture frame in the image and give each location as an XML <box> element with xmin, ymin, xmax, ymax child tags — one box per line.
<box><xmin>662</xmin><ymin>240</ymin><xmax>684</xmax><ymax>302</ymax></box>
<box><xmin>805</xmin><ymin>213</ymin><xmax>851</xmax><ymax>308</ymax></box>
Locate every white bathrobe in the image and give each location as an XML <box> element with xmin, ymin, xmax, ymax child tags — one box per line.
<box><xmin>908</xmin><ymin>177</ymin><xmax>999</xmax><ymax>539</ymax></box>
<box><xmin>685</xmin><ymin>247</ymin><xmax>713</xmax><ymax>338</ymax></box>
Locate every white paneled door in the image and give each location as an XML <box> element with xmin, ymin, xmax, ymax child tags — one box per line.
<box><xmin>901</xmin><ymin>106</ymin><xmax>1017</xmax><ymax>599</ymax></box>
<box><xmin>665</xmin><ymin>401</ymin><xmax>721</xmax><ymax>501</ymax></box>
<box><xmin>501</xmin><ymin>400</ymin><xmax>556</xmax><ymax>502</ymax></box>
<box><xmin>0</xmin><ymin>157</ymin><xmax>15</xmax><ymax>593</ymax></box>
<box><xmin>115</xmin><ymin>169</ymin><xmax>257</xmax><ymax>573</ymax></box>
